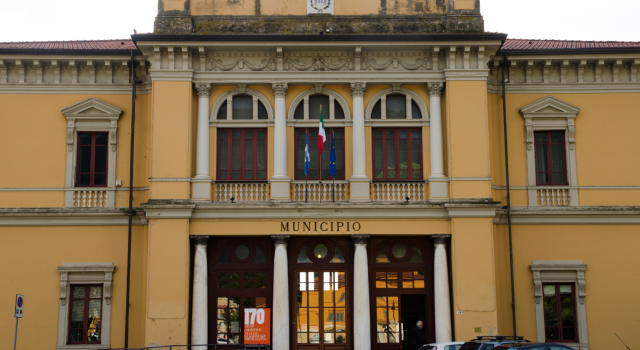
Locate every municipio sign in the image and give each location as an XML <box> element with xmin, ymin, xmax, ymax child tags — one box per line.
<box><xmin>15</xmin><ymin>294</ymin><xmax>24</xmax><ymax>318</ymax></box>
<box><xmin>244</xmin><ymin>308</ymin><xmax>270</xmax><ymax>345</ymax></box>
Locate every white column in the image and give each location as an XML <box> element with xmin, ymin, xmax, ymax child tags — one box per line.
<box><xmin>431</xmin><ymin>235</ymin><xmax>452</xmax><ymax>343</ymax></box>
<box><xmin>352</xmin><ymin>235</ymin><xmax>371</xmax><ymax>350</ymax></box>
<box><xmin>428</xmin><ymin>82</ymin><xmax>445</xmax><ymax>178</ymax></box>
<box><xmin>349</xmin><ymin>83</ymin><xmax>371</xmax><ymax>202</ymax></box>
<box><xmin>195</xmin><ymin>83</ymin><xmax>212</xmax><ymax>179</ymax></box>
<box><xmin>191</xmin><ymin>236</ymin><xmax>209</xmax><ymax>347</ymax></box>
<box><xmin>272</xmin><ymin>235</ymin><xmax>290</xmax><ymax>350</ymax></box>
<box><xmin>270</xmin><ymin>83</ymin><xmax>291</xmax><ymax>201</ymax></box>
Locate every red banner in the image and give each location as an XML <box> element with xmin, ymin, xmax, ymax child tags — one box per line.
<box><xmin>244</xmin><ymin>308</ymin><xmax>271</xmax><ymax>345</ymax></box>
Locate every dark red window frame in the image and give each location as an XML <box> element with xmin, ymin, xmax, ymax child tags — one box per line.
<box><xmin>294</xmin><ymin>128</ymin><xmax>345</xmax><ymax>180</ymax></box>
<box><xmin>534</xmin><ymin>131</ymin><xmax>568</xmax><ymax>186</ymax></box>
<box><xmin>543</xmin><ymin>283</ymin><xmax>578</xmax><ymax>343</ymax></box>
<box><xmin>216</xmin><ymin>129</ymin><xmax>268</xmax><ymax>181</ymax></box>
<box><xmin>75</xmin><ymin>132</ymin><xmax>108</xmax><ymax>187</ymax></box>
<box><xmin>372</xmin><ymin>128</ymin><xmax>423</xmax><ymax>181</ymax></box>
<box><xmin>67</xmin><ymin>284</ymin><xmax>103</xmax><ymax>345</ymax></box>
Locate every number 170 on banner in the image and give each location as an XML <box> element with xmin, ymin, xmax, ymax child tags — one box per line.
<box><xmin>244</xmin><ymin>308</ymin><xmax>270</xmax><ymax>345</ymax></box>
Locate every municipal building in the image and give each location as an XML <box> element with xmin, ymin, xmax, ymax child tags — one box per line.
<box><xmin>1</xmin><ymin>0</ymin><xmax>639</xmax><ymax>350</ymax></box>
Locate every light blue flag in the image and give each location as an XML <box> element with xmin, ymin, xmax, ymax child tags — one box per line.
<box><xmin>304</xmin><ymin>133</ymin><xmax>310</xmax><ymax>177</ymax></box>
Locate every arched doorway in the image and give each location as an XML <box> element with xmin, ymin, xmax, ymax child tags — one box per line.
<box><xmin>207</xmin><ymin>237</ymin><xmax>274</xmax><ymax>347</ymax></box>
<box><xmin>290</xmin><ymin>236</ymin><xmax>353</xmax><ymax>350</ymax></box>
<box><xmin>369</xmin><ymin>237</ymin><xmax>435</xmax><ymax>350</ymax></box>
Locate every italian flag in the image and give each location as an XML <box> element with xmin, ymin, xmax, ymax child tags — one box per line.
<box><xmin>318</xmin><ymin>106</ymin><xmax>326</xmax><ymax>153</ymax></box>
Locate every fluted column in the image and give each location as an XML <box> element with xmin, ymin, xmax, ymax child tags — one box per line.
<box><xmin>349</xmin><ymin>83</ymin><xmax>371</xmax><ymax>202</ymax></box>
<box><xmin>431</xmin><ymin>234</ymin><xmax>452</xmax><ymax>342</ymax></box>
<box><xmin>352</xmin><ymin>234</ymin><xmax>371</xmax><ymax>350</ymax></box>
<box><xmin>270</xmin><ymin>83</ymin><xmax>291</xmax><ymax>202</ymax></box>
<box><xmin>191</xmin><ymin>236</ymin><xmax>210</xmax><ymax>347</ymax></box>
<box><xmin>272</xmin><ymin>235</ymin><xmax>290</xmax><ymax>350</ymax></box>
<box><xmin>192</xmin><ymin>83</ymin><xmax>213</xmax><ymax>201</ymax></box>
<box><xmin>427</xmin><ymin>82</ymin><xmax>449</xmax><ymax>200</ymax></box>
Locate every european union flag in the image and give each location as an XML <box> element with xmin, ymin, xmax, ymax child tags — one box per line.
<box><xmin>329</xmin><ymin>133</ymin><xmax>337</xmax><ymax>178</ymax></box>
<box><xmin>304</xmin><ymin>133</ymin><xmax>310</xmax><ymax>177</ymax></box>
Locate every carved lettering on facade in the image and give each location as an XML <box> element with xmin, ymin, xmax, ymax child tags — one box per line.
<box><xmin>280</xmin><ymin>221</ymin><xmax>361</xmax><ymax>232</ymax></box>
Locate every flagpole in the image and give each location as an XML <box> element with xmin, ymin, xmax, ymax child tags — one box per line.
<box><xmin>319</xmin><ymin>105</ymin><xmax>323</xmax><ymax>203</ymax></box>
<box><xmin>305</xmin><ymin>130</ymin><xmax>308</xmax><ymax>203</ymax></box>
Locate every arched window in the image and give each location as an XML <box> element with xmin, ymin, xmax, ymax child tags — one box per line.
<box><xmin>217</xmin><ymin>94</ymin><xmax>269</xmax><ymax>120</ymax></box>
<box><xmin>293</xmin><ymin>94</ymin><xmax>346</xmax><ymax>120</ymax></box>
<box><xmin>371</xmin><ymin>94</ymin><xmax>422</xmax><ymax>120</ymax></box>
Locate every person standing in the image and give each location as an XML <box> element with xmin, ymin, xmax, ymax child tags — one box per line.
<box><xmin>412</xmin><ymin>320</ymin><xmax>424</xmax><ymax>350</ymax></box>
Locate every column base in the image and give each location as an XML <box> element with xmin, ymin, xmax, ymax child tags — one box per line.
<box><xmin>270</xmin><ymin>176</ymin><xmax>291</xmax><ymax>203</ymax></box>
<box><xmin>191</xmin><ymin>177</ymin><xmax>212</xmax><ymax>202</ymax></box>
<box><xmin>349</xmin><ymin>176</ymin><xmax>371</xmax><ymax>203</ymax></box>
<box><xmin>428</xmin><ymin>177</ymin><xmax>449</xmax><ymax>201</ymax></box>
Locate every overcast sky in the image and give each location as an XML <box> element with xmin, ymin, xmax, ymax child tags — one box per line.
<box><xmin>0</xmin><ymin>0</ymin><xmax>638</xmax><ymax>42</ymax></box>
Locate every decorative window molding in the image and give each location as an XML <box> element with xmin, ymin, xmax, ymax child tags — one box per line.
<box><xmin>364</xmin><ymin>85</ymin><xmax>430</xmax><ymax>126</ymax></box>
<box><xmin>287</xmin><ymin>85</ymin><xmax>352</xmax><ymax>123</ymax></box>
<box><xmin>62</xmin><ymin>98</ymin><xmax>123</xmax><ymax>208</ymax></box>
<box><xmin>57</xmin><ymin>262</ymin><xmax>115</xmax><ymax>350</ymax></box>
<box><xmin>520</xmin><ymin>96</ymin><xmax>580</xmax><ymax>206</ymax></box>
<box><xmin>209</xmin><ymin>85</ymin><xmax>274</xmax><ymax>127</ymax></box>
<box><xmin>530</xmin><ymin>260</ymin><xmax>589</xmax><ymax>350</ymax></box>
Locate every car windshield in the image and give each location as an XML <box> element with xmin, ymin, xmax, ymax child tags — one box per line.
<box><xmin>459</xmin><ymin>343</ymin><xmax>485</xmax><ymax>350</ymax></box>
<box><xmin>445</xmin><ymin>345</ymin><xmax>463</xmax><ymax>350</ymax></box>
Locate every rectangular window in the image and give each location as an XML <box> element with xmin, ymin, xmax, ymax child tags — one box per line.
<box><xmin>295</xmin><ymin>128</ymin><xmax>345</xmax><ymax>180</ymax></box>
<box><xmin>534</xmin><ymin>131</ymin><xmax>567</xmax><ymax>185</ymax></box>
<box><xmin>373</xmin><ymin>129</ymin><xmax>422</xmax><ymax>181</ymax></box>
<box><xmin>68</xmin><ymin>285</ymin><xmax>103</xmax><ymax>344</ymax></box>
<box><xmin>76</xmin><ymin>132</ymin><xmax>108</xmax><ymax>187</ymax></box>
<box><xmin>217</xmin><ymin>129</ymin><xmax>267</xmax><ymax>181</ymax></box>
<box><xmin>543</xmin><ymin>284</ymin><xmax>578</xmax><ymax>342</ymax></box>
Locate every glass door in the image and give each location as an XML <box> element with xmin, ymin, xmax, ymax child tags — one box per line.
<box><xmin>215</xmin><ymin>271</ymin><xmax>269</xmax><ymax>345</ymax></box>
<box><xmin>295</xmin><ymin>271</ymin><xmax>347</xmax><ymax>350</ymax></box>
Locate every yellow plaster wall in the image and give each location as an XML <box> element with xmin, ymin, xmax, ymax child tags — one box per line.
<box><xmin>163</xmin><ymin>0</ymin><xmax>187</xmax><ymax>11</ymax></box>
<box><xmin>494</xmin><ymin>224</ymin><xmax>640</xmax><ymax>349</ymax></box>
<box><xmin>488</xmin><ymin>92</ymin><xmax>640</xmax><ymax>206</ymax></box>
<box><xmin>0</xmin><ymin>93</ymin><xmax>150</xmax><ymax>208</ymax></box>
<box><xmin>146</xmin><ymin>219</ymin><xmax>190</xmax><ymax>345</ymax></box>
<box><xmin>451</xmin><ymin>218</ymin><xmax>499</xmax><ymax>340</ymax></box>
<box><xmin>0</xmin><ymin>225</ymin><xmax>148</xmax><ymax>349</ymax></box>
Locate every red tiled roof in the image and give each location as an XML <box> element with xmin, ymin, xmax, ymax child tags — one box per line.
<box><xmin>503</xmin><ymin>39</ymin><xmax>640</xmax><ymax>50</ymax></box>
<box><xmin>0</xmin><ymin>39</ymin><xmax>136</xmax><ymax>50</ymax></box>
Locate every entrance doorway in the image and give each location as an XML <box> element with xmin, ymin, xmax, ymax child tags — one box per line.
<box><xmin>400</xmin><ymin>295</ymin><xmax>426</xmax><ymax>350</ymax></box>
<box><xmin>370</xmin><ymin>237</ymin><xmax>435</xmax><ymax>350</ymax></box>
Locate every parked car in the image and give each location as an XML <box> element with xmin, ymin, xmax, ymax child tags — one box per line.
<box><xmin>495</xmin><ymin>343</ymin><xmax>575</xmax><ymax>350</ymax></box>
<box><xmin>459</xmin><ymin>336</ymin><xmax>532</xmax><ymax>350</ymax></box>
<box><xmin>420</xmin><ymin>341</ymin><xmax>465</xmax><ymax>350</ymax></box>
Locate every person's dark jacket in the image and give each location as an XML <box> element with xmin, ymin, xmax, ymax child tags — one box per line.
<box><xmin>411</xmin><ymin>325</ymin><xmax>424</xmax><ymax>350</ymax></box>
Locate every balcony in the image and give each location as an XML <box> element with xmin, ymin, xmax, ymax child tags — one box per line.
<box><xmin>68</xmin><ymin>188</ymin><xmax>114</xmax><ymax>208</ymax></box>
<box><xmin>214</xmin><ymin>182</ymin><xmax>270</xmax><ymax>203</ymax></box>
<box><xmin>292</xmin><ymin>181</ymin><xmax>349</xmax><ymax>202</ymax></box>
<box><xmin>372</xmin><ymin>182</ymin><xmax>426</xmax><ymax>202</ymax></box>
<box><xmin>534</xmin><ymin>187</ymin><xmax>572</xmax><ymax>206</ymax></box>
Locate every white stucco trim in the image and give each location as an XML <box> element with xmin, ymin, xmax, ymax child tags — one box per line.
<box><xmin>57</xmin><ymin>263</ymin><xmax>116</xmax><ymax>350</ymax></box>
<box><xmin>62</xmin><ymin>98</ymin><xmax>123</xmax><ymax>208</ymax></box>
<box><xmin>365</xmin><ymin>86</ymin><xmax>429</xmax><ymax>120</ymax></box>
<box><xmin>209</xmin><ymin>86</ymin><xmax>274</xmax><ymax>121</ymax></box>
<box><xmin>286</xmin><ymin>86</ymin><xmax>352</xmax><ymax>120</ymax></box>
<box><xmin>530</xmin><ymin>260</ymin><xmax>589</xmax><ymax>350</ymax></box>
<box><xmin>520</xmin><ymin>96</ymin><xmax>580</xmax><ymax>206</ymax></box>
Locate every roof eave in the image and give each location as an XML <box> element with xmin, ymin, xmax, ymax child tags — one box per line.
<box><xmin>501</xmin><ymin>47</ymin><xmax>640</xmax><ymax>56</ymax></box>
<box><xmin>0</xmin><ymin>48</ymin><xmax>141</xmax><ymax>56</ymax></box>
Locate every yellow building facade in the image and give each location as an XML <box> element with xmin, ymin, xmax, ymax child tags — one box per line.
<box><xmin>1</xmin><ymin>1</ymin><xmax>639</xmax><ymax>350</ymax></box>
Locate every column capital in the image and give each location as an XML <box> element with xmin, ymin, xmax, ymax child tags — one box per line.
<box><xmin>272</xmin><ymin>234</ymin><xmax>290</xmax><ymax>245</ymax></box>
<box><xmin>350</xmin><ymin>82</ymin><xmax>367</xmax><ymax>97</ymax></box>
<box><xmin>190</xmin><ymin>235</ymin><xmax>210</xmax><ymax>245</ymax></box>
<box><xmin>427</xmin><ymin>82</ymin><xmax>444</xmax><ymax>97</ymax></box>
<box><xmin>272</xmin><ymin>82</ymin><xmax>288</xmax><ymax>98</ymax></box>
<box><xmin>430</xmin><ymin>234</ymin><xmax>451</xmax><ymax>245</ymax></box>
<box><xmin>351</xmin><ymin>234</ymin><xmax>370</xmax><ymax>245</ymax></box>
<box><xmin>195</xmin><ymin>83</ymin><xmax>211</xmax><ymax>98</ymax></box>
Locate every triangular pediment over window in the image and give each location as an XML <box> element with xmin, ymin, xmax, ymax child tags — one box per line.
<box><xmin>520</xmin><ymin>95</ymin><xmax>580</xmax><ymax>117</ymax></box>
<box><xmin>62</xmin><ymin>97</ymin><xmax>123</xmax><ymax>119</ymax></box>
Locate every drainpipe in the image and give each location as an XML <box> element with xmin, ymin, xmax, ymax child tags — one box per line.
<box><xmin>124</xmin><ymin>50</ymin><xmax>137</xmax><ymax>349</ymax></box>
<box><xmin>500</xmin><ymin>48</ymin><xmax>517</xmax><ymax>338</ymax></box>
